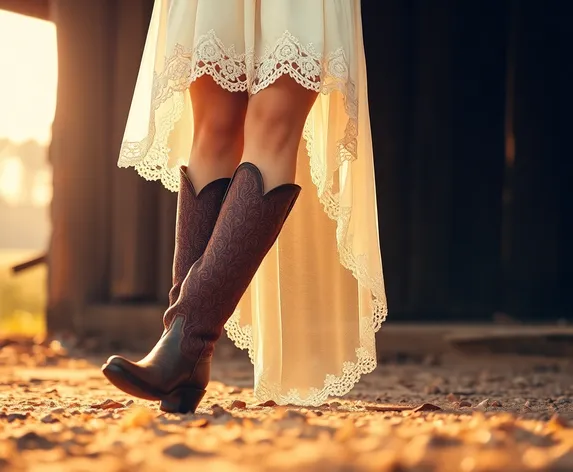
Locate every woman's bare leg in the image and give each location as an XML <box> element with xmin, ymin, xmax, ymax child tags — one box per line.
<box><xmin>242</xmin><ymin>75</ymin><xmax>318</xmax><ymax>191</ymax></box>
<box><xmin>187</xmin><ymin>76</ymin><xmax>248</xmax><ymax>191</ymax></box>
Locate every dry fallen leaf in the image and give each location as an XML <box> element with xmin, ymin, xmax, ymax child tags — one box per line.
<box><xmin>90</xmin><ymin>399</ymin><xmax>125</xmax><ymax>410</ymax></box>
<box><xmin>364</xmin><ymin>405</ymin><xmax>413</xmax><ymax>412</ymax></box>
<box><xmin>230</xmin><ymin>400</ymin><xmax>247</xmax><ymax>410</ymax></box>
<box><xmin>258</xmin><ymin>400</ymin><xmax>277</xmax><ymax>407</ymax></box>
<box><xmin>413</xmin><ymin>403</ymin><xmax>442</xmax><ymax>413</ymax></box>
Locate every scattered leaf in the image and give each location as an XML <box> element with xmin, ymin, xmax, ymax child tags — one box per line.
<box><xmin>90</xmin><ymin>399</ymin><xmax>125</xmax><ymax>410</ymax></box>
<box><xmin>413</xmin><ymin>403</ymin><xmax>442</xmax><ymax>413</ymax></box>
<box><xmin>230</xmin><ymin>400</ymin><xmax>247</xmax><ymax>410</ymax></box>
<box><xmin>258</xmin><ymin>400</ymin><xmax>277</xmax><ymax>408</ymax></box>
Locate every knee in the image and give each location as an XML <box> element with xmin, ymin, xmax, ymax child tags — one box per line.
<box><xmin>193</xmin><ymin>110</ymin><xmax>245</xmax><ymax>158</ymax></box>
<box><xmin>245</xmin><ymin>100</ymin><xmax>301</xmax><ymax>151</ymax></box>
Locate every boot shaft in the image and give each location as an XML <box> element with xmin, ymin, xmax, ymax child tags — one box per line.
<box><xmin>165</xmin><ymin>162</ymin><xmax>301</xmax><ymax>358</ymax></box>
<box><xmin>169</xmin><ymin>167</ymin><xmax>230</xmax><ymax>305</ymax></box>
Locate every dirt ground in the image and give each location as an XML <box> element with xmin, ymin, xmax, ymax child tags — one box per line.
<box><xmin>1</xmin><ymin>338</ymin><xmax>573</xmax><ymax>472</ymax></box>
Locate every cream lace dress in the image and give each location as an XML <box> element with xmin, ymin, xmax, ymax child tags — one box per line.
<box><xmin>118</xmin><ymin>0</ymin><xmax>387</xmax><ymax>406</ymax></box>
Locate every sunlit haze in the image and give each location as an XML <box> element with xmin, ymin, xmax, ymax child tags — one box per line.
<box><xmin>0</xmin><ymin>10</ymin><xmax>57</xmax><ymax>145</ymax></box>
<box><xmin>0</xmin><ymin>10</ymin><xmax>55</xmax><ymax>210</ymax></box>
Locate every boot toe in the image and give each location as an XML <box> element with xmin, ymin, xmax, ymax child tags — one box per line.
<box><xmin>105</xmin><ymin>354</ymin><xmax>134</xmax><ymax>369</ymax></box>
<box><xmin>102</xmin><ymin>356</ymin><xmax>160</xmax><ymax>401</ymax></box>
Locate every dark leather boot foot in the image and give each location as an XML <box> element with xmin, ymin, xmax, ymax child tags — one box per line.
<box><xmin>101</xmin><ymin>317</ymin><xmax>211</xmax><ymax>413</ymax></box>
<box><xmin>103</xmin><ymin>360</ymin><xmax>206</xmax><ymax>413</ymax></box>
<box><xmin>101</xmin><ymin>362</ymin><xmax>160</xmax><ymax>401</ymax></box>
<box><xmin>102</xmin><ymin>359</ymin><xmax>206</xmax><ymax>413</ymax></box>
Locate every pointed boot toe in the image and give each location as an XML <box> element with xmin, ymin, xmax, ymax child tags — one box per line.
<box><xmin>102</xmin><ymin>358</ymin><xmax>160</xmax><ymax>401</ymax></box>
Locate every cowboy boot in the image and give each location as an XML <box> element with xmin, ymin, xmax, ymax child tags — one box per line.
<box><xmin>101</xmin><ymin>162</ymin><xmax>300</xmax><ymax>413</ymax></box>
<box><xmin>170</xmin><ymin>167</ymin><xmax>231</xmax><ymax>306</ymax></box>
<box><xmin>102</xmin><ymin>166</ymin><xmax>230</xmax><ymax>400</ymax></box>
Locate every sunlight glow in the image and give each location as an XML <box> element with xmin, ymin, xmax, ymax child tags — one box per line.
<box><xmin>0</xmin><ymin>10</ymin><xmax>58</xmax><ymax>145</ymax></box>
<box><xmin>31</xmin><ymin>167</ymin><xmax>52</xmax><ymax>207</ymax></box>
<box><xmin>0</xmin><ymin>156</ymin><xmax>24</xmax><ymax>206</ymax></box>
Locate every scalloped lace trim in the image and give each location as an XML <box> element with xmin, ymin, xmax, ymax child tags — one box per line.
<box><xmin>118</xmin><ymin>29</ymin><xmax>388</xmax><ymax>407</ymax></box>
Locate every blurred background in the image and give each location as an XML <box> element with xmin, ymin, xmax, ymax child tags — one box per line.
<box><xmin>0</xmin><ymin>6</ymin><xmax>54</xmax><ymax>336</ymax></box>
<box><xmin>0</xmin><ymin>1</ymin><xmax>571</xmax><ymax>351</ymax></box>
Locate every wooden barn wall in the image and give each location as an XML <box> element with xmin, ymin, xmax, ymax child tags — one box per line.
<box><xmin>504</xmin><ymin>0</ymin><xmax>573</xmax><ymax>320</ymax></box>
<box><xmin>0</xmin><ymin>0</ymin><xmax>49</xmax><ymax>19</ymax></box>
<box><xmin>39</xmin><ymin>0</ymin><xmax>573</xmax><ymax>337</ymax></box>
<box><xmin>362</xmin><ymin>0</ymin><xmax>572</xmax><ymax>321</ymax></box>
<box><xmin>362</xmin><ymin>0</ymin><xmax>509</xmax><ymax>320</ymax></box>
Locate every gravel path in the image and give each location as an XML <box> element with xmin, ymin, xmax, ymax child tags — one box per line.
<box><xmin>1</xmin><ymin>338</ymin><xmax>573</xmax><ymax>471</ymax></box>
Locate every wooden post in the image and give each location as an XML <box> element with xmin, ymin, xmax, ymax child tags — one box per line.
<box><xmin>47</xmin><ymin>0</ymin><xmax>115</xmax><ymax>334</ymax></box>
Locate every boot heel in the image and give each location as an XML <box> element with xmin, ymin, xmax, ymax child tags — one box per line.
<box><xmin>160</xmin><ymin>386</ymin><xmax>206</xmax><ymax>414</ymax></box>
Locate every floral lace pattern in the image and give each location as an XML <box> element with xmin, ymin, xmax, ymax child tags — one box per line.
<box><xmin>118</xmin><ymin>29</ymin><xmax>388</xmax><ymax>406</ymax></box>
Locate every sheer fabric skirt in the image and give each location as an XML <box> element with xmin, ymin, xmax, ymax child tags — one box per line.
<box><xmin>119</xmin><ymin>0</ymin><xmax>387</xmax><ymax>406</ymax></box>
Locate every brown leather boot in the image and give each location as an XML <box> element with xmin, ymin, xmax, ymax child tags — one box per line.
<box><xmin>101</xmin><ymin>167</ymin><xmax>229</xmax><ymax>401</ymax></box>
<box><xmin>102</xmin><ymin>162</ymin><xmax>300</xmax><ymax>413</ymax></box>
<box><xmin>169</xmin><ymin>167</ymin><xmax>231</xmax><ymax>306</ymax></box>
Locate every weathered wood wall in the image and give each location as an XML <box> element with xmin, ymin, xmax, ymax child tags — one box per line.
<box><xmin>363</xmin><ymin>0</ymin><xmax>509</xmax><ymax>320</ymax></box>
<box><xmin>504</xmin><ymin>0</ymin><xmax>573</xmax><ymax>320</ymax></box>
<box><xmin>363</xmin><ymin>0</ymin><xmax>572</xmax><ymax>322</ymax></box>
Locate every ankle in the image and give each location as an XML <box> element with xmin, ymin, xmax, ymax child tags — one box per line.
<box><xmin>186</xmin><ymin>160</ymin><xmax>235</xmax><ymax>192</ymax></box>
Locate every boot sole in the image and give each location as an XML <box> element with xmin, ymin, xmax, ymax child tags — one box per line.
<box><xmin>101</xmin><ymin>363</ymin><xmax>206</xmax><ymax>413</ymax></box>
